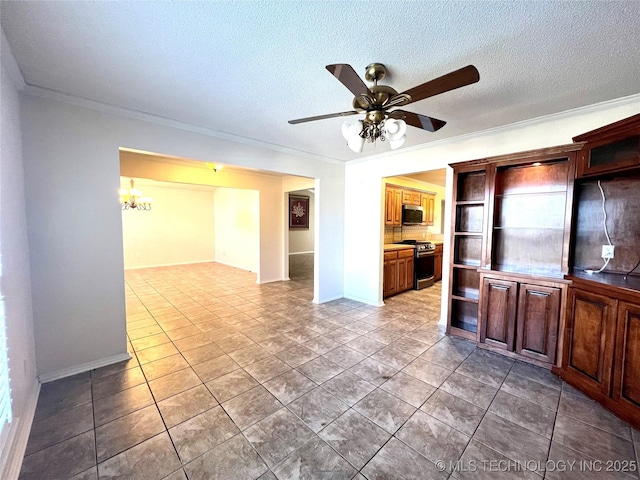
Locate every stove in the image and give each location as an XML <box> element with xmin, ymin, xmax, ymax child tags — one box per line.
<box><xmin>397</xmin><ymin>241</ymin><xmax>436</xmax><ymax>289</ymax></box>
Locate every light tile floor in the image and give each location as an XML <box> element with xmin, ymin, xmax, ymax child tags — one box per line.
<box><xmin>19</xmin><ymin>261</ymin><xmax>640</xmax><ymax>479</ymax></box>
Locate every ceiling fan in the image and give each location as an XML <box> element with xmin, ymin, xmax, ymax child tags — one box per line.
<box><xmin>289</xmin><ymin>63</ymin><xmax>480</xmax><ymax>152</ymax></box>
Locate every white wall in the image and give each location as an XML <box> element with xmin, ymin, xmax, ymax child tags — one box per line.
<box><xmin>0</xmin><ymin>34</ymin><xmax>38</xmax><ymax>479</ymax></box>
<box><xmin>289</xmin><ymin>190</ymin><xmax>315</xmax><ymax>254</ymax></box>
<box><xmin>121</xmin><ymin>179</ymin><xmax>216</xmax><ymax>268</ymax></box>
<box><xmin>20</xmin><ymin>91</ymin><xmax>345</xmax><ymax>379</ymax></box>
<box><xmin>344</xmin><ymin>95</ymin><xmax>640</xmax><ymax>312</ymax></box>
<box><xmin>213</xmin><ymin>188</ymin><xmax>259</xmax><ymax>272</ymax></box>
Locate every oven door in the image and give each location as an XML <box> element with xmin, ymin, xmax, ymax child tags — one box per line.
<box><xmin>414</xmin><ymin>250</ymin><xmax>435</xmax><ymax>289</ymax></box>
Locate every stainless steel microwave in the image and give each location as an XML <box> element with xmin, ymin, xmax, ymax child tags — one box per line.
<box><xmin>402</xmin><ymin>205</ymin><xmax>424</xmax><ymax>225</ymax></box>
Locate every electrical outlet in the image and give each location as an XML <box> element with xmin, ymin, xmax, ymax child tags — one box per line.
<box><xmin>602</xmin><ymin>245</ymin><xmax>615</xmax><ymax>259</ymax></box>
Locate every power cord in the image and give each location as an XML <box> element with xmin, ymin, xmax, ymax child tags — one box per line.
<box><xmin>584</xmin><ymin>180</ymin><xmax>613</xmax><ymax>274</ymax></box>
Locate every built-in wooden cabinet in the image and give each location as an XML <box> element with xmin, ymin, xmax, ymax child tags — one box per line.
<box><xmin>573</xmin><ymin>113</ymin><xmax>640</xmax><ymax>178</ymax></box>
<box><xmin>383</xmin><ymin>248</ymin><xmax>414</xmax><ymax>298</ymax></box>
<box><xmin>448</xmin><ymin>166</ymin><xmax>488</xmax><ymax>340</ymax></box>
<box><xmin>479</xmin><ymin>272</ymin><xmax>565</xmax><ymax>367</ymax></box>
<box><xmin>561</xmin><ymin>278</ymin><xmax>640</xmax><ymax>429</ymax></box>
<box><xmin>558</xmin><ymin>113</ymin><xmax>640</xmax><ymax>429</ymax></box>
<box><xmin>448</xmin><ymin>144</ymin><xmax>580</xmax><ymax>355</ymax></box>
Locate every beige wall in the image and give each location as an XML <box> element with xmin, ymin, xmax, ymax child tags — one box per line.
<box><xmin>121</xmin><ymin>179</ymin><xmax>216</xmax><ymax>268</ymax></box>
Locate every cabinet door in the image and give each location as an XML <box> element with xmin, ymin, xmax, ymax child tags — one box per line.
<box><xmin>480</xmin><ymin>278</ymin><xmax>518</xmax><ymax>350</ymax></box>
<box><xmin>563</xmin><ymin>288</ymin><xmax>616</xmax><ymax>397</ymax></box>
<box><xmin>397</xmin><ymin>257</ymin><xmax>407</xmax><ymax>292</ymax></box>
<box><xmin>434</xmin><ymin>254</ymin><xmax>443</xmax><ymax>282</ymax></box>
<box><xmin>392</xmin><ymin>189</ymin><xmax>403</xmax><ymax>225</ymax></box>
<box><xmin>405</xmin><ymin>256</ymin><xmax>414</xmax><ymax>291</ymax></box>
<box><xmin>515</xmin><ymin>284</ymin><xmax>560</xmax><ymax>364</ymax></box>
<box><xmin>421</xmin><ymin>194</ymin><xmax>435</xmax><ymax>225</ymax></box>
<box><xmin>383</xmin><ymin>252</ymin><xmax>398</xmax><ymax>297</ymax></box>
<box><xmin>612</xmin><ymin>301</ymin><xmax>640</xmax><ymax>416</ymax></box>
<box><xmin>385</xmin><ymin>187</ymin><xmax>395</xmax><ymax>225</ymax></box>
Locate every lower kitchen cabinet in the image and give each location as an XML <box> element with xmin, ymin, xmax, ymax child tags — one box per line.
<box><xmin>561</xmin><ymin>278</ymin><xmax>640</xmax><ymax>429</ymax></box>
<box><xmin>434</xmin><ymin>244</ymin><xmax>443</xmax><ymax>282</ymax></box>
<box><xmin>383</xmin><ymin>248</ymin><xmax>414</xmax><ymax>298</ymax></box>
<box><xmin>479</xmin><ymin>272</ymin><xmax>564</xmax><ymax>366</ymax></box>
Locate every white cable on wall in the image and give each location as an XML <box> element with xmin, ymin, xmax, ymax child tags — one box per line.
<box><xmin>585</xmin><ymin>180</ymin><xmax>613</xmax><ymax>274</ymax></box>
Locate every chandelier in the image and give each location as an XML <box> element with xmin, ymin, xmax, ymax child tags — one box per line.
<box><xmin>340</xmin><ymin>116</ymin><xmax>407</xmax><ymax>153</ymax></box>
<box><xmin>120</xmin><ymin>179</ymin><xmax>153</xmax><ymax>211</ymax></box>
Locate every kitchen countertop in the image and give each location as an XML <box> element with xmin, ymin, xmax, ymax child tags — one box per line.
<box><xmin>383</xmin><ymin>244</ymin><xmax>416</xmax><ymax>251</ymax></box>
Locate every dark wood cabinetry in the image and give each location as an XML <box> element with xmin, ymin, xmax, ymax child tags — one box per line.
<box><xmin>573</xmin><ymin>113</ymin><xmax>640</xmax><ymax>178</ymax></box>
<box><xmin>448</xmin><ymin>167</ymin><xmax>488</xmax><ymax>340</ymax></box>
<box><xmin>479</xmin><ymin>272</ymin><xmax>564</xmax><ymax>367</ymax></box>
<box><xmin>448</xmin><ymin>144</ymin><xmax>579</xmax><ymax>348</ymax></box>
<box><xmin>383</xmin><ymin>248</ymin><xmax>414</xmax><ymax>298</ymax></box>
<box><xmin>557</xmin><ymin>114</ymin><xmax>640</xmax><ymax>429</ymax></box>
<box><xmin>561</xmin><ymin>279</ymin><xmax>640</xmax><ymax>429</ymax></box>
<box><xmin>480</xmin><ymin>277</ymin><xmax>518</xmax><ymax>351</ymax></box>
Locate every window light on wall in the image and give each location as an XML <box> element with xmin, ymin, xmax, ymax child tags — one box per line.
<box><xmin>0</xmin><ymin>294</ymin><xmax>12</xmax><ymax>445</ymax></box>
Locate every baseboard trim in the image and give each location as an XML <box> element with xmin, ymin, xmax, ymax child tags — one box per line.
<box><xmin>124</xmin><ymin>259</ymin><xmax>216</xmax><ymax>270</ymax></box>
<box><xmin>1</xmin><ymin>380</ymin><xmax>40</xmax><ymax>480</ymax></box>
<box><xmin>313</xmin><ymin>293</ymin><xmax>344</xmax><ymax>304</ymax></box>
<box><xmin>38</xmin><ymin>352</ymin><xmax>131</xmax><ymax>384</ymax></box>
<box><xmin>342</xmin><ymin>294</ymin><xmax>384</xmax><ymax>307</ymax></box>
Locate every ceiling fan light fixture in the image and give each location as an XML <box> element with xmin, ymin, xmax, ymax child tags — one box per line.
<box><xmin>341</xmin><ymin>120</ymin><xmax>362</xmax><ymax>141</ymax></box>
<box><xmin>385</xmin><ymin>119</ymin><xmax>407</xmax><ymax>139</ymax></box>
<box><xmin>389</xmin><ymin>136</ymin><xmax>406</xmax><ymax>150</ymax></box>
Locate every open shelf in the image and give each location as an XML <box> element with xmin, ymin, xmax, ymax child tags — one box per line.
<box><xmin>452</xmin><ymin>267</ymin><xmax>480</xmax><ymax>300</ymax></box>
<box><xmin>457</xmin><ymin>172</ymin><xmax>486</xmax><ymax>202</ymax></box>
<box><xmin>450</xmin><ymin>298</ymin><xmax>478</xmax><ymax>334</ymax></box>
<box><xmin>456</xmin><ymin>204</ymin><xmax>484</xmax><ymax>233</ymax></box>
<box><xmin>453</xmin><ymin>235</ymin><xmax>483</xmax><ymax>266</ymax></box>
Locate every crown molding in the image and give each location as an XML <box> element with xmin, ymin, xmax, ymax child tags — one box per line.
<box><xmin>346</xmin><ymin>93</ymin><xmax>640</xmax><ymax>166</ymax></box>
<box><xmin>1</xmin><ymin>27</ymin><xmax>26</xmax><ymax>90</ymax></box>
<box><xmin>21</xmin><ymin>84</ymin><xmax>345</xmax><ymax>166</ymax></box>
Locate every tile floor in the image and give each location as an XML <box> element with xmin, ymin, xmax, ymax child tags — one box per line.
<box><xmin>19</xmin><ymin>260</ymin><xmax>640</xmax><ymax>479</ymax></box>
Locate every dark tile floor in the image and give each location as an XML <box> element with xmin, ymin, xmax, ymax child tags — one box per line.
<box><xmin>19</xmin><ymin>260</ymin><xmax>640</xmax><ymax>479</ymax></box>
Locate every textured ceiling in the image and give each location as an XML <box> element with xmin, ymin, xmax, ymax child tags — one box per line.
<box><xmin>2</xmin><ymin>1</ymin><xmax>640</xmax><ymax>163</ymax></box>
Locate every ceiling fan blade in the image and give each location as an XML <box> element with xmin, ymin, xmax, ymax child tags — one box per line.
<box><xmin>389</xmin><ymin>110</ymin><xmax>446</xmax><ymax>132</ymax></box>
<box><xmin>400</xmin><ymin>65</ymin><xmax>479</xmax><ymax>104</ymax></box>
<box><xmin>326</xmin><ymin>64</ymin><xmax>373</xmax><ymax>97</ymax></box>
<box><xmin>288</xmin><ymin>110</ymin><xmax>359</xmax><ymax>124</ymax></box>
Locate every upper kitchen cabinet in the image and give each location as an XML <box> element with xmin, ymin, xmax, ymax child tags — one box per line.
<box><xmin>385</xmin><ymin>185</ymin><xmax>403</xmax><ymax>226</ymax></box>
<box><xmin>385</xmin><ymin>183</ymin><xmax>436</xmax><ymax>227</ymax></box>
<box><xmin>573</xmin><ymin>113</ymin><xmax>640</xmax><ymax>178</ymax></box>
<box><xmin>421</xmin><ymin>193</ymin><xmax>435</xmax><ymax>226</ymax></box>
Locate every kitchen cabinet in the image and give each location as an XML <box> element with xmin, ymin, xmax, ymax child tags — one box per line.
<box><xmin>402</xmin><ymin>190</ymin><xmax>421</xmax><ymax>206</ymax></box>
<box><xmin>421</xmin><ymin>193</ymin><xmax>435</xmax><ymax>226</ymax></box>
<box><xmin>385</xmin><ymin>184</ymin><xmax>436</xmax><ymax>226</ymax></box>
<box><xmin>560</xmin><ymin>278</ymin><xmax>640</xmax><ymax>429</ymax></box>
<box><xmin>479</xmin><ymin>273</ymin><xmax>562</xmax><ymax>366</ymax></box>
<box><xmin>385</xmin><ymin>186</ymin><xmax>402</xmax><ymax>226</ymax></box>
<box><xmin>383</xmin><ymin>248</ymin><xmax>414</xmax><ymax>298</ymax></box>
<box><xmin>434</xmin><ymin>244</ymin><xmax>443</xmax><ymax>282</ymax></box>
<box><xmin>573</xmin><ymin>113</ymin><xmax>640</xmax><ymax>178</ymax></box>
